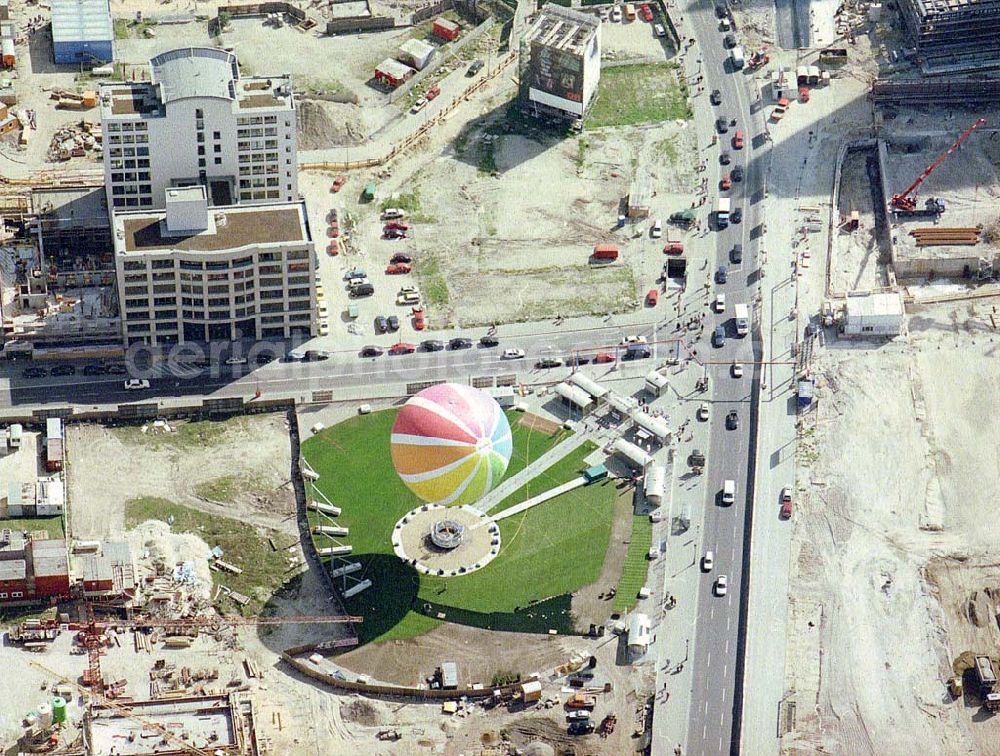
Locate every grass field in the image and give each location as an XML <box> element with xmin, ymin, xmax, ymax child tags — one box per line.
<box><xmin>301</xmin><ymin>409</ymin><xmax>615</xmax><ymax>645</ymax></box>
<box><xmin>613</xmin><ymin>514</ymin><xmax>654</xmax><ymax>613</ymax></box>
<box><xmin>0</xmin><ymin>516</ymin><xmax>65</xmax><ymax>540</ymax></box>
<box><xmin>586</xmin><ymin>63</ymin><xmax>692</xmax><ymax>129</ymax></box>
<box><xmin>125</xmin><ymin>496</ymin><xmax>297</xmax><ymax>615</ymax></box>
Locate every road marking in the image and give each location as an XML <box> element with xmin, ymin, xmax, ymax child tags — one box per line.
<box><xmin>731</xmin><ymin>545</ymin><xmax>736</xmax><ymax>559</ymax></box>
<box><xmin>704</xmin><ymin>723</ymin><xmax>708</xmax><ymax>739</ymax></box>
<box><xmin>727</xmin><ymin>615</ymin><xmax>731</xmax><ymax>631</ymax></box>
<box><xmin>722</xmin><ymin>685</ymin><xmax>727</xmax><ymax>703</ymax></box>
<box><xmin>724</xmin><ymin>663</ymin><xmax>728</xmax><ymax>678</ymax></box>
<box><xmin>707</xmin><ymin>652</ymin><xmax>711</xmax><ymax>668</ymax></box>
<box><xmin>726</xmin><ymin>638</ymin><xmax>730</xmax><ymax>654</ymax></box>
<box><xmin>711</xmin><ymin>605</ymin><xmax>715</xmax><ymax>620</ymax></box>
<box><xmin>705</xmin><ymin>701</ymin><xmax>709</xmax><ymax>715</ymax></box>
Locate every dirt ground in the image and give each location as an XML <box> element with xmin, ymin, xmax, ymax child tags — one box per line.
<box><xmin>66</xmin><ymin>413</ymin><xmax>296</xmax><ymax>541</ymax></box>
<box><xmin>832</xmin><ymin>147</ymin><xmax>885</xmax><ymax>293</ymax></box>
<box><xmin>782</xmin><ymin>300</ymin><xmax>1000</xmax><ymax>754</ymax></box>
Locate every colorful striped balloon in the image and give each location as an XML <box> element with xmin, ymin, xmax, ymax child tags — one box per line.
<box><xmin>391</xmin><ymin>383</ymin><xmax>513</xmax><ymax>506</ymax></box>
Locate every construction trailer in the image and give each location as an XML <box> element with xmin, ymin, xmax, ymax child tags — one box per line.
<box><xmin>567</xmin><ymin>371</ymin><xmax>608</xmax><ymax>401</ymax></box>
<box><xmin>611</xmin><ymin>437</ymin><xmax>652</xmax><ymax>469</ymax></box>
<box><xmin>842</xmin><ymin>292</ymin><xmax>905</xmax><ymax>337</ymax></box>
<box><xmin>554</xmin><ymin>381</ymin><xmax>595</xmax><ymax>412</ymax></box>
<box><xmin>374</xmin><ymin>58</ymin><xmax>415</xmax><ymax>89</ymax></box>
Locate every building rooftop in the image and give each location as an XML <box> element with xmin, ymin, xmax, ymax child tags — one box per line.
<box><xmin>150</xmin><ymin>47</ymin><xmax>239</xmax><ymax>103</ymax></box>
<box><xmin>0</xmin><ymin>559</ymin><xmax>26</xmax><ymax>581</ymax></box>
<box><xmin>32</xmin><ymin>539</ymin><xmax>69</xmax><ymax>578</ymax></box>
<box><xmin>116</xmin><ymin>201</ymin><xmax>308</xmax><ymax>254</ymax></box>
<box><xmin>51</xmin><ymin>0</ymin><xmax>113</xmax><ymax>45</ymax></box>
<box><xmin>845</xmin><ymin>292</ymin><xmax>905</xmax><ymax>318</ymax></box>
<box><xmin>0</xmin><ymin>531</ymin><xmax>26</xmax><ymax>558</ymax></box>
<box><xmin>525</xmin><ymin>4</ymin><xmax>600</xmax><ymax>55</ymax></box>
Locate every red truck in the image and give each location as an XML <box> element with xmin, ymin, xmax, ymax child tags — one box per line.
<box><xmin>592</xmin><ymin>244</ymin><xmax>619</xmax><ymax>262</ymax></box>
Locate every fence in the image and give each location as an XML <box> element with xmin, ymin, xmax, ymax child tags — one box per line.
<box><xmin>326</xmin><ymin>15</ymin><xmax>395</xmax><ymax>34</ymax></box>
<box><xmin>218</xmin><ymin>2</ymin><xmax>307</xmax><ymax>23</ymax></box>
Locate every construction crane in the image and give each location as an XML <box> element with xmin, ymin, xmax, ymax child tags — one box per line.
<box><xmin>27</xmin><ymin>658</ymin><xmax>218</xmax><ymax>756</ymax></box>
<box><xmin>890</xmin><ymin>117</ymin><xmax>987</xmax><ymax>213</ymax></box>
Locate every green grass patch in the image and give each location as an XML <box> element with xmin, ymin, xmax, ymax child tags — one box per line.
<box><xmin>586</xmin><ymin>63</ymin><xmax>692</xmax><ymax>130</ymax></box>
<box><xmin>613</xmin><ymin>514</ymin><xmax>654</xmax><ymax>613</ymax></box>
<box><xmin>114</xmin><ymin>18</ymin><xmax>156</xmax><ymax>39</ymax></box>
<box><xmin>112</xmin><ymin>418</ymin><xmax>245</xmax><ymax>451</ymax></box>
<box><xmin>379</xmin><ymin>190</ymin><xmax>436</xmax><ymax>224</ymax></box>
<box><xmin>299</xmin><ymin>77</ymin><xmax>349</xmax><ymax>98</ymax></box>
<box><xmin>301</xmin><ymin>410</ymin><xmax>610</xmax><ymax>645</ymax></box>
<box><xmin>416</xmin><ymin>255</ymin><xmax>450</xmax><ymax>308</ymax></box>
<box><xmin>0</xmin><ymin>516</ymin><xmax>64</xmax><ymax>540</ymax></box>
<box><xmin>575</xmin><ymin>136</ymin><xmax>590</xmax><ymax>170</ymax></box>
<box><xmin>655</xmin><ymin>134</ymin><xmax>680</xmax><ymax>164</ymax></box>
<box><xmin>125</xmin><ymin>496</ymin><xmax>294</xmax><ymax>615</ymax></box>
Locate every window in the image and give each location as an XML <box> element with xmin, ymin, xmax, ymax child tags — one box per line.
<box><xmin>123</xmin><ymin>261</ymin><xmax>145</xmax><ymax>271</ymax></box>
<box><xmin>198</xmin><ymin>146</ymin><xmax>205</xmax><ymax>156</ymax></box>
<box><xmin>198</xmin><ymin>158</ymin><xmax>206</xmax><ymax>168</ymax></box>
<box><xmin>195</xmin><ymin>108</ymin><xmax>203</xmax><ymax>118</ymax></box>
<box><xmin>151</xmin><ymin>259</ymin><xmax>173</xmax><ymax>269</ymax></box>
<box><xmin>214</xmin><ymin>144</ymin><xmax>221</xmax><ymax>153</ymax></box>
<box><xmin>213</xmin><ymin>131</ymin><xmax>221</xmax><ymax>140</ymax></box>
<box><xmin>11</xmin><ymin>592</ymin><xmax>23</xmax><ymax>598</ymax></box>
<box><xmin>214</xmin><ymin>157</ymin><xmax>222</xmax><ymax>165</ymax></box>
<box><xmin>197</xmin><ymin>132</ymin><xmax>205</xmax><ymax>143</ymax></box>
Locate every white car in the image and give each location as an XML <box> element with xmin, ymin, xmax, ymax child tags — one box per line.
<box><xmin>610</xmin><ymin>6</ymin><xmax>622</xmax><ymax>22</ymax></box>
<box><xmin>398</xmin><ymin>285</ymin><xmax>420</xmax><ymax>296</ymax></box>
<box><xmin>731</xmin><ymin>361</ymin><xmax>744</xmax><ymax>378</ymax></box>
<box><xmin>124</xmin><ymin>379</ymin><xmax>150</xmax><ymax>390</ymax></box>
<box><xmin>651</xmin><ymin>219</ymin><xmax>662</xmax><ymax>238</ymax></box>
<box><xmin>318</xmin><ymin>319</ymin><xmax>329</xmax><ymax>336</ymax></box>
<box><xmin>410</xmin><ymin>97</ymin><xmax>428</xmax><ymax>115</ymax></box>
<box><xmin>715</xmin><ymin>293</ymin><xmax>726</xmax><ymax>312</ymax></box>
<box><xmin>715</xmin><ymin>574</ymin><xmax>728</xmax><ymax>596</ymax></box>
<box><xmin>501</xmin><ymin>348</ymin><xmax>526</xmax><ymax>360</ymax></box>
<box><xmin>224</xmin><ymin>357</ymin><xmax>248</xmax><ymax>365</ymax></box>
<box><xmin>654</xmin><ymin>23</ymin><xmax>666</xmax><ymax>37</ymax></box>
<box><xmin>318</xmin><ymin>300</ymin><xmax>329</xmax><ymax>319</ymax></box>
<box><xmin>697</xmin><ymin>403</ymin><xmax>709</xmax><ymax>421</ymax></box>
<box><xmin>382</xmin><ymin>208</ymin><xmax>406</xmax><ymax>220</ymax></box>
<box><xmin>702</xmin><ymin>550</ymin><xmax>714</xmax><ymax>572</ymax></box>
<box><xmin>620</xmin><ymin>335</ymin><xmax>648</xmax><ymax>346</ymax></box>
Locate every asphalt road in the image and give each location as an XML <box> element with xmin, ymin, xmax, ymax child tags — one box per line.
<box><xmin>0</xmin><ymin>321</ymin><xmax>675</xmax><ymax>410</ymax></box>
<box><xmin>682</xmin><ymin>7</ymin><xmax>768</xmax><ymax>756</ymax></box>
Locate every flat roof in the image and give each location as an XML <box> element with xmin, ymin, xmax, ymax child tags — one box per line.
<box><xmin>117</xmin><ymin>202</ymin><xmax>308</xmax><ymax>254</ymax></box>
<box><xmin>32</xmin><ymin>539</ymin><xmax>69</xmax><ymax>578</ymax></box>
<box><xmin>51</xmin><ymin>0</ymin><xmax>113</xmax><ymax>45</ymax></box>
<box><xmin>525</xmin><ymin>4</ymin><xmax>600</xmax><ymax>55</ymax></box>
<box><xmin>845</xmin><ymin>292</ymin><xmax>904</xmax><ymax>318</ymax></box>
<box><xmin>151</xmin><ymin>47</ymin><xmax>238</xmax><ymax>103</ymax></box>
<box><xmin>0</xmin><ymin>559</ymin><xmax>26</xmax><ymax>581</ymax></box>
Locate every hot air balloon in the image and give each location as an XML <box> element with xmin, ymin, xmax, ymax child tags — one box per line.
<box><xmin>390</xmin><ymin>383</ymin><xmax>512</xmax><ymax>506</ymax></box>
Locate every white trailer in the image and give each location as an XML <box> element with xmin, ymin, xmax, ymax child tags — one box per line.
<box><xmin>612</xmin><ymin>437</ymin><xmax>653</xmax><ymax>469</ymax></box>
<box><xmin>734</xmin><ymin>303</ymin><xmax>750</xmax><ymax>336</ymax></box>
<box><xmin>644</xmin><ymin>465</ymin><xmax>666</xmax><ymax>505</ymax></box>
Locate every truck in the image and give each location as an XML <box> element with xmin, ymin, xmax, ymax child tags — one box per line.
<box><xmin>730</xmin><ymin>46</ymin><xmax>745</xmax><ymax>70</ymax></box>
<box><xmin>565</xmin><ymin>693</ymin><xmax>597</xmax><ymax>710</ymax></box>
<box><xmin>716</xmin><ymin>197</ymin><xmax>731</xmax><ymax>228</ymax></box>
<box><xmin>592</xmin><ymin>244</ymin><xmax>619</xmax><ymax>262</ymax></box>
<box><xmin>734</xmin><ymin>303</ymin><xmax>749</xmax><ymax>336</ymax></box>
<box><xmin>669</xmin><ymin>209</ymin><xmax>696</xmax><ymax>228</ymax></box>
<box><xmin>818</xmin><ymin>48</ymin><xmax>848</xmax><ymax>64</ymax></box>
<box><xmin>975</xmin><ymin>656</ymin><xmax>996</xmax><ymax>693</ymax></box>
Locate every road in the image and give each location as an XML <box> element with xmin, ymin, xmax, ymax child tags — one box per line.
<box><xmin>0</xmin><ymin>320</ymin><xmax>679</xmax><ymax>410</ymax></box>
<box><xmin>678</xmin><ymin>4</ymin><xmax>770</xmax><ymax>756</ymax></box>
<box><xmin>774</xmin><ymin>0</ymin><xmax>812</xmax><ymax>50</ymax></box>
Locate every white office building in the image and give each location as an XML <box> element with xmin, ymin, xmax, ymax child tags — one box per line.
<box><xmin>113</xmin><ymin>186</ymin><xmax>316</xmax><ymax>345</ymax></box>
<box><xmin>99</xmin><ymin>47</ymin><xmax>298</xmax><ymax>211</ymax></box>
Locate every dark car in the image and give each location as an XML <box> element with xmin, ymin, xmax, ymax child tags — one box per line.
<box><xmin>255</xmin><ymin>352</ymin><xmax>276</xmax><ymax>365</ymax></box>
<box><xmin>304</xmin><ymin>350</ymin><xmax>329</xmax><ymax>362</ymax></box>
<box><xmin>710</xmin><ymin>89</ymin><xmax>722</xmax><ymax>105</ymax></box>
<box><xmin>361</xmin><ymin>345</ymin><xmax>384</xmax><ymax>357</ymax></box>
<box><xmin>535</xmin><ymin>357</ymin><xmax>563</xmax><ymax>369</ymax></box>
<box><xmin>106</xmin><ymin>363</ymin><xmax>128</xmax><ymax>375</ymax></box>
<box><xmin>720</xmin><ymin>151</ymin><xmax>731</xmax><ymax>165</ymax></box>
<box><xmin>375</xmin><ymin>315</ymin><xmax>388</xmax><ymax>333</ymax></box>
<box><xmin>350</xmin><ymin>283</ymin><xmax>374</xmax><ymax>297</ymax></box>
<box><xmin>715</xmin><ymin>2</ymin><xmax>727</xmax><ymax>17</ymax></box>
<box><xmin>731</xmin><ymin>165</ymin><xmax>744</xmax><ymax>182</ymax></box>
<box><xmin>716</xmin><ymin>265</ymin><xmax>728</xmax><ymax>283</ymax></box>
<box><xmin>390</xmin><ymin>252</ymin><xmax>413</xmax><ymax>264</ymax></box>
<box><xmin>726</xmin><ymin>410</ymin><xmax>739</xmax><ymax>430</ymax></box>
<box><xmin>479</xmin><ymin>334</ymin><xmax>500</xmax><ymax>347</ymax></box>
<box><xmin>467</xmin><ymin>59</ymin><xmax>485</xmax><ymax>77</ymax></box>
<box><xmin>421</xmin><ymin>340</ymin><xmax>445</xmax><ymax>352</ymax></box>
<box><xmin>569</xmin><ymin>722</ymin><xmax>596</xmax><ymax>736</ymax></box>
<box><xmin>731</xmin><ymin>243</ymin><xmax>743</xmax><ymax>264</ymax></box>
<box><xmin>387</xmin><ymin>315</ymin><xmax>400</xmax><ymax>332</ymax></box>
<box><xmin>51</xmin><ymin>365</ymin><xmax>76</xmax><ymax>376</ymax></box>
<box><xmin>731</xmin><ymin>207</ymin><xmax>743</xmax><ymax>224</ymax></box>
<box><xmin>23</xmin><ymin>367</ymin><xmax>47</xmax><ymax>379</ymax></box>
<box><xmin>724</xmin><ymin>32</ymin><xmax>737</xmax><ymax>48</ymax></box>
<box><xmin>383</xmin><ymin>228</ymin><xmax>406</xmax><ymax>240</ymax></box>
<box><xmin>566</xmin><ymin>354</ymin><xmax>591</xmax><ymax>366</ymax></box>
<box><xmin>83</xmin><ymin>363</ymin><xmax>107</xmax><ymax>376</ymax></box>
<box><xmin>449</xmin><ymin>337</ymin><xmax>473</xmax><ymax>350</ymax></box>
<box><xmin>715</xmin><ymin>117</ymin><xmax>729</xmax><ymax>133</ymax></box>
<box><xmin>713</xmin><ymin>326</ymin><xmax>726</xmax><ymax>347</ymax></box>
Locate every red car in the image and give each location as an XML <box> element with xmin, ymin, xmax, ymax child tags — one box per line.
<box><xmin>663</xmin><ymin>242</ymin><xmax>684</xmax><ymax>255</ymax></box>
<box><xmin>386</xmin><ymin>263</ymin><xmax>412</xmax><ymax>275</ymax></box>
<box><xmin>646</xmin><ymin>289</ymin><xmax>659</xmax><ymax>306</ymax></box>
<box><xmin>412</xmin><ymin>307</ymin><xmax>426</xmax><ymax>331</ymax></box>
<box><xmin>594</xmin><ymin>352</ymin><xmax>616</xmax><ymax>364</ymax></box>
<box><xmin>330</xmin><ymin>175</ymin><xmax>346</xmax><ymax>193</ymax></box>
<box><xmin>384</xmin><ymin>221</ymin><xmax>410</xmax><ymax>232</ymax></box>
<box><xmin>389</xmin><ymin>342</ymin><xmax>416</xmax><ymax>355</ymax></box>
<box><xmin>780</xmin><ymin>487</ymin><xmax>793</xmax><ymax>519</ymax></box>
<box><xmin>426</xmin><ymin>85</ymin><xmax>441</xmax><ymax>101</ymax></box>
<box><xmin>720</xmin><ymin>175</ymin><xmax>732</xmax><ymax>190</ymax></box>
<box><xmin>733</xmin><ymin>130</ymin><xmax>744</xmax><ymax>150</ymax></box>
<box><xmin>327</xmin><ymin>225</ymin><xmax>340</xmax><ymax>238</ymax></box>
<box><xmin>326</xmin><ymin>242</ymin><xmax>339</xmax><ymax>256</ymax></box>
<box><xmin>640</xmin><ymin>3</ymin><xmax>653</xmax><ymax>21</ymax></box>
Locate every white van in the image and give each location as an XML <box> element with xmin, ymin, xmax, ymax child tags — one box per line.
<box><xmin>722</xmin><ymin>479</ymin><xmax>736</xmax><ymax>505</ymax></box>
<box><xmin>730</xmin><ymin>46</ymin><xmax>745</xmax><ymax>70</ymax></box>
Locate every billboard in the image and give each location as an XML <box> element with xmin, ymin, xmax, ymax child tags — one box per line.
<box><xmin>528</xmin><ymin>40</ymin><xmax>584</xmax><ymax>110</ymax></box>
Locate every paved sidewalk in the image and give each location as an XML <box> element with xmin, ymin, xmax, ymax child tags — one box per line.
<box><xmin>473</xmin><ymin>430</ymin><xmax>592</xmax><ymax>513</ymax></box>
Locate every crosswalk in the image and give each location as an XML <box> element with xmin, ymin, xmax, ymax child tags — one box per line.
<box><xmin>143</xmin><ymin>361</ymin><xmax>206</xmax><ymax>379</ymax></box>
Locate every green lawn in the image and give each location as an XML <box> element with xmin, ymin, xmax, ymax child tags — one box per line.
<box><xmin>613</xmin><ymin>514</ymin><xmax>654</xmax><ymax>613</ymax></box>
<box><xmin>586</xmin><ymin>63</ymin><xmax>692</xmax><ymax>129</ymax></box>
<box><xmin>0</xmin><ymin>516</ymin><xmax>64</xmax><ymax>540</ymax></box>
<box><xmin>301</xmin><ymin>410</ymin><xmax>614</xmax><ymax>645</ymax></box>
<box><xmin>125</xmin><ymin>497</ymin><xmax>296</xmax><ymax>615</ymax></box>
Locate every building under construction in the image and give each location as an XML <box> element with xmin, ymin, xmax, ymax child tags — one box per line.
<box><xmin>897</xmin><ymin>0</ymin><xmax>1000</xmax><ymax>72</ymax></box>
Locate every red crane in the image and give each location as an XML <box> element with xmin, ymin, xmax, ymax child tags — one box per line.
<box><xmin>890</xmin><ymin>118</ymin><xmax>986</xmax><ymax>212</ymax></box>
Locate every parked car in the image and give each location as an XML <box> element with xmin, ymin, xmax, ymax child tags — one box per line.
<box><xmin>720</xmin><ymin>151</ymin><xmax>732</xmax><ymax>165</ymax></box>
<box><xmin>610</xmin><ymin>6</ymin><xmax>622</xmax><ymax>21</ymax></box>
<box><xmin>351</xmin><ymin>283</ymin><xmax>374</xmax><ymax>297</ymax></box>
<box><xmin>124</xmin><ymin>378</ymin><xmax>150</xmax><ymax>390</ymax></box>
<box><xmin>715</xmin><ymin>293</ymin><xmax>726</xmax><ymax>312</ymax></box>
<box><xmin>731</xmin><ymin>243</ymin><xmax>743</xmax><ymax>263</ymax></box>
<box><xmin>480</xmin><ymin>334</ymin><xmax>500</xmax><ymax>347</ymax></box>
<box><xmin>731</xmin><ymin>165</ymin><xmax>744</xmax><ymax>181</ymax></box>
<box><xmin>697</xmin><ymin>403</ymin><xmax>709</xmax><ymax>421</ymax></box>
<box><xmin>731</xmin><ymin>361</ymin><xmax>744</xmax><ymax>378</ymax></box>
<box><xmin>386</xmin><ymin>263</ymin><xmax>412</xmax><ymax>275</ymax></box>
<box><xmin>724</xmin><ymin>32</ymin><xmax>737</xmax><ymax>48</ymax></box>
<box><xmin>716</xmin><ymin>117</ymin><xmax>729</xmax><ymax>133</ymax></box>
<box><xmin>620</xmin><ymin>335</ymin><xmax>647</xmax><ymax>346</ymax></box>
<box><xmin>225</xmin><ymin>356</ymin><xmax>248</xmax><ymax>366</ymax></box>
<box><xmin>410</xmin><ymin>97</ymin><xmax>428</xmax><ymax>114</ymax></box>
<box><xmin>733</xmin><ymin>129</ymin><xmax>744</xmax><ymax>149</ymax></box>
<box><xmin>713</xmin><ymin>326</ymin><xmax>726</xmax><ymax>347</ymax></box>
<box><xmin>449</xmin><ymin>337</ymin><xmax>473</xmax><ymax>350</ymax></box>
<box><xmin>51</xmin><ymin>365</ymin><xmax>76</xmax><ymax>376</ymax></box>
<box><xmin>702</xmin><ymin>550</ymin><xmax>714</xmax><ymax>571</ymax></box>
<box><xmin>780</xmin><ymin>487</ymin><xmax>793</xmax><ymax>519</ymax></box>
<box><xmin>106</xmin><ymin>364</ymin><xmax>128</xmax><ymax>375</ymax></box>
<box><xmin>421</xmin><ymin>340</ymin><xmax>445</xmax><ymax>352</ymax></box>
<box><xmin>720</xmin><ymin>174</ymin><xmax>732</xmax><ymax>190</ymax></box>
<box><xmin>384</xmin><ymin>227</ymin><xmax>407</xmax><ymax>240</ymax></box>
<box><xmin>343</xmin><ymin>268</ymin><xmax>366</xmax><ymax>281</ymax></box>
<box><xmin>387</xmin><ymin>315</ymin><xmax>400</xmax><ymax>332</ymax></box>
<box><xmin>375</xmin><ymin>315</ymin><xmax>389</xmax><ymax>333</ymax></box>
<box><xmin>412</xmin><ymin>307</ymin><xmax>426</xmax><ymax>330</ymax></box>
<box><xmin>390</xmin><ymin>252</ymin><xmax>413</xmax><ymax>264</ymax></box>
<box><xmin>361</xmin><ymin>345</ymin><xmax>384</xmax><ymax>357</ymax></box>
<box><xmin>654</xmin><ymin>22</ymin><xmax>666</xmax><ymax>36</ymax></box>
<box><xmin>536</xmin><ymin>357</ymin><xmax>562</xmax><ymax>369</ymax></box>
<box><xmin>304</xmin><ymin>350</ymin><xmax>329</xmax><ymax>362</ymax></box>
<box><xmin>640</xmin><ymin>3</ymin><xmax>653</xmax><ymax>21</ymax></box>
<box><xmin>501</xmin><ymin>348</ymin><xmax>525</xmax><ymax>360</ymax></box>
<box><xmin>715</xmin><ymin>574</ymin><xmax>728</xmax><ymax>596</ymax></box>
<box><xmin>731</xmin><ymin>207</ymin><xmax>743</xmax><ymax>223</ymax></box>
<box><xmin>389</xmin><ymin>342</ymin><xmax>416</xmax><ymax>355</ymax></box>
<box><xmin>565</xmin><ymin>353</ymin><xmax>590</xmax><ymax>366</ymax></box>
<box><xmin>467</xmin><ymin>59</ymin><xmax>485</xmax><ymax>77</ymax></box>
<box><xmin>425</xmin><ymin>85</ymin><xmax>441</xmax><ymax>100</ymax></box>
<box><xmin>710</xmin><ymin>89</ymin><xmax>722</xmax><ymax>105</ymax></box>
<box><xmin>594</xmin><ymin>352</ymin><xmax>617</xmax><ymax>364</ymax></box>
<box><xmin>726</xmin><ymin>410</ymin><xmax>739</xmax><ymax>430</ymax></box>
<box><xmin>651</xmin><ymin>219</ymin><xmax>662</xmax><ymax>238</ymax></box>
<box><xmin>716</xmin><ymin>265</ymin><xmax>728</xmax><ymax>283</ymax></box>
<box><xmin>663</xmin><ymin>242</ymin><xmax>684</xmax><ymax>255</ymax></box>
<box><xmin>384</xmin><ymin>220</ymin><xmax>409</xmax><ymax>232</ymax></box>
<box><xmin>382</xmin><ymin>208</ymin><xmax>406</xmax><ymax>220</ymax></box>
<box><xmin>82</xmin><ymin>364</ymin><xmax>107</xmax><ymax>376</ymax></box>
<box><xmin>23</xmin><ymin>367</ymin><xmax>47</xmax><ymax>379</ymax></box>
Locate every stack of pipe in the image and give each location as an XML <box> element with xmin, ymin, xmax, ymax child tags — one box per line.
<box><xmin>910</xmin><ymin>227</ymin><xmax>981</xmax><ymax>247</ymax></box>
